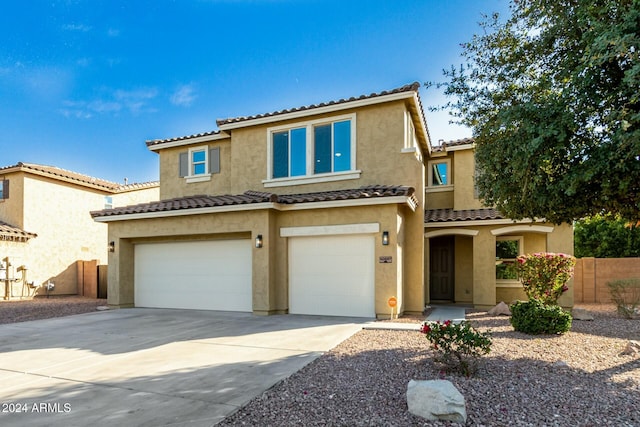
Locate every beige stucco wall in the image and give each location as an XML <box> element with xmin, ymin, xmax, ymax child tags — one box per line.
<box><xmin>157</xmin><ymin>101</ymin><xmax>425</xmax><ymax>199</ymax></box>
<box><xmin>425</xmin><ymin>222</ymin><xmax>574</xmax><ymax>309</ymax></box>
<box><xmin>452</xmin><ymin>149</ymin><xmax>484</xmax><ymax>210</ymax></box>
<box><xmin>105</xmin><ymin>201</ymin><xmax>423</xmax><ymax>318</ymax></box>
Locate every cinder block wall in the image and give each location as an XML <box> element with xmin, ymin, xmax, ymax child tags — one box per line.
<box><xmin>574</xmin><ymin>257</ymin><xmax>640</xmax><ymax>303</ymax></box>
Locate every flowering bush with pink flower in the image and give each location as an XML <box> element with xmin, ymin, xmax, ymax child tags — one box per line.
<box><xmin>515</xmin><ymin>252</ymin><xmax>576</xmax><ymax>305</ymax></box>
<box><xmin>420</xmin><ymin>320</ymin><xmax>492</xmax><ymax>376</ymax></box>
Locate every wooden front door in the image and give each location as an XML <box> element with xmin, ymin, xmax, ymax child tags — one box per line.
<box><xmin>429</xmin><ymin>236</ymin><xmax>455</xmax><ymax>301</ymax></box>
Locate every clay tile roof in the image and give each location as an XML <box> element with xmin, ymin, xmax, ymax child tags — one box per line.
<box><xmin>0</xmin><ymin>221</ymin><xmax>37</xmax><ymax>242</ymax></box>
<box><xmin>145</xmin><ymin>130</ymin><xmax>226</xmax><ymax>147</ymax></box>
<box><xmin>425</xmin><ymin>208</ymin><xmax>504</xmax><ymax>223</ymax></box>
<box><xmin>0</xmin><ymin>162</ymin><xmax>158</xmax><ymax>193</ymax></box>
<box><xmin>431</xmin><ymin>137</ymin><xmax>475</xmax><ymax>153</ymax></box>
<box><xmin>216</xmin><ymin>82</ymin><xmax>422</xmax><ymax>127</ymax></box>
<box><xmin>91</xmin><ymin>185</ymin><xmax>417</xmax><ymax>218</ymax></box>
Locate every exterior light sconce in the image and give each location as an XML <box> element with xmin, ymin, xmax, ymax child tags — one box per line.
<box><xmin>255</xmin><ymin>234</ymin><xmax>263</xmax><ymax>249</ymax></box>
<box><xmin>108</xmin><ymin>241</ymin><xmax>115</xmax><ymax>253</ymax></box>
<box><xmin>382</xmin><ymin>231</ymin><xmax>389</xmax><ymax>246</ymax></box>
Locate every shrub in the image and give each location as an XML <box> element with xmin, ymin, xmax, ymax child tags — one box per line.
<box><xmin>510</xmin><ymin>300</ymin><xmax>572</xmax><ymax>334</ymax></box>
<box><xmin>607</xmin><ymin>278</ymin><xmax>640</xmax><ymax>319</ymax></box>
<box><xmin>420</xmin><ymin>320</ymin><xmax>492</xmax><ymax>376</ymax></box>
<box><xmin>515</xmin><ymin>252</ymin><xmax>576</xmax><ymax>305</ymax></box>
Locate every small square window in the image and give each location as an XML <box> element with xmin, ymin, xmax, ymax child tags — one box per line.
<box><xmin>428</xmin><ymin>159</ymin><xmax>451</xmax><ymax>187</ymax></box>
<box><xmin>104</xmin><ymin>196</ymin><xmax>113</xmax><ymax>209</ymax></box>
<box><xmin>192</xmin><ymin>150</ymin><xmax>207</xmax><ymax>175</ymax></box>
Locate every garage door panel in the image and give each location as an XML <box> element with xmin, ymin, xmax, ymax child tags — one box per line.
<box><xmin>135</xmin><ymin>240</ymin><xmax>252</xmax><ymax>312</ymax></box>
<box><xmin>289</xmin><ymin>234</ymin><xmax>374</xmax><ymax>317</ymax></box>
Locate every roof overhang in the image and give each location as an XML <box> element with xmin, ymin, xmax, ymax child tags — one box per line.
<box><xmin>92</xmin><ymin>195</ymin><xmax>416</xmax><ymax>223</ymax></box>
<box><xmin>147</xmin><ymin>131</ymin><xmax>231</xmax><ymax>152</ymax></box>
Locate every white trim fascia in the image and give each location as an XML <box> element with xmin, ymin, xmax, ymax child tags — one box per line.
<box><xmin>147</xmin><ymin>132</ymin><xmax>230</xmax><ymax>151</ymax></box>
<box><xmin>263</xmin><ymin>170</ymin><xmax>362</xmax><ymax>188</ymax></box>
<box><xmin>424</xmin><ymin>229</ymin><xmax>479</xmax><ymax>238</ymax></box>
<box><xmin>93</xmin><ymin>196</ymin><xmax>415</xmax><ymax>223</ymax></box>
<box><xmin>445</xmin><ymin>143</ymin><xmax>475</xmax><ymax>152</ymax></box>
<box><xmin>185</xmin><ymin>174</ymin><xmax>211</xmax><ymax>184</ymax></box>
<box><xmin>281</xmin><ymin>223</ymin><xmax>380</xmax><ymax>237</ymax></box>
<box><xmin>218</xmin><ymin>91</ymin><xmax>415</xmax><ymax>130</ymax></box>
<box><xmin>424</xmin><ymin>218</ymin><xmax>538</xmax><ymax>228</ymax></box>
<box><xmin>491</xmin><ymin>225</ymin><xmax>554</xmax><ymax>235</ymax></box>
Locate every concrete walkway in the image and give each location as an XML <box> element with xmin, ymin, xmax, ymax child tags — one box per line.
<box><xmin>425</xmin><ymin>306</ymin><xmax>467</xmax><ymax>323</ymax></box>
<box><xmin>0</xmin><ymin>309</ymin><xmax>366</xmax><ymax>427</ymax></box>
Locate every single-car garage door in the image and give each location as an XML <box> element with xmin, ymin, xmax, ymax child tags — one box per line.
<box><xmin>289</xmin><ymin>234</ymin><xmax>375</xmax><ymax>317</ymax></box>
<box><xmin>135</xmin><ymin>240</ymin><xmax>252</xmax><ymax>311</ymax></box>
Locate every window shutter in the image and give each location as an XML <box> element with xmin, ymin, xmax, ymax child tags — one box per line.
<box><xmin>209</xmin><ymin>147</ymin><xmax>220</xmax><ymax>174</ymax></box>
<box><xmin>2</xmin><ymin>180</ymin><xmax>8</xmax><ymax>199</ymax></box>
<box><xmin>179</xmin><ymin>152</ymin><xmax>188</xmax><ymax>177</ymax></box>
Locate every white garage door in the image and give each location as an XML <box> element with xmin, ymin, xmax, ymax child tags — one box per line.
<box><xmin>135</xmin><ymin>240</ymin><xmax>252</xmax><ymax>311</ymax></box>
<box><xmin>289</xmin><ymin>234</ymin><xmax>375</xmax><ymax>317</ymax></box>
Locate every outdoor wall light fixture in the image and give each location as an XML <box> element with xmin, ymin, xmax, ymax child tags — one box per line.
<box><xmin>255</xmin><ymin>234</ymin><xmax>263</xmax><ymax>249</ymax></box>
<box><xmin>382</xmin><ymin>231</ymin><xmax>389</xmax><ymax>246</ymax></box>
<box><xmin>108</xmin><ymin>241</ymin><xmax>115</xmax><ymax>253</ymax></box>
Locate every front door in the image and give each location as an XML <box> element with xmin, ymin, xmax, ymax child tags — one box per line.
<box><xmin>429</xmin><ymin>236</ymin><xmax>455</xmax><ymax>301</ymax></box>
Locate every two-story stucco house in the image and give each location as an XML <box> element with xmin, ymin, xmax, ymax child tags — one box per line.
<box><xmin>0</xmin><ymin>163</ymin><xmax>159</xmax><ymax>300</ymax></box>
<box><xmin>91</xmin><ymin>82</ymin><xmax>573</xmax><ymax>317</ymax></box>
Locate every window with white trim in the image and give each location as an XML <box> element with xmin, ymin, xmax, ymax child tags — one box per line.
<box><xmin>190</xmin><ymin>146</ymin><xmax>208</xmax><ymax>176</ymax></box>
<box><xmin>179</xmin><ymin>146</ymin><xmax>220</xmax><ymax>183</ymax></box>
<box><xmin>427</xmin><ymin>159</ymin><xmax>451</xmax><ymax>187</ymax></box>
<box><xmin>495</xmin><ymin>236</ymin><xmax>523</xmax><ymax>281</ymax></box>
<box><xmin>265</xmin><ymin>114</ymin><xmax>358</xmax><ymax>186</ymax></box>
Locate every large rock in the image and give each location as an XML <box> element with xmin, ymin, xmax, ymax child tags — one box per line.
<box><xmin>488</xmin><ymin>301</ymin><xmax>511</xmax><ymax>316</ymax></box>
<box><xmin>572</xmin><ymin>308</ymin><xmax>594</xmax><ymax>321</ymax></box>
<box><xmin>407</xmin><ymin>379</ymin><xmax>466</xmax><ymax>423</ymax></box>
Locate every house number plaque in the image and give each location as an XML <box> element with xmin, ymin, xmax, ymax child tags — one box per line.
<box><xmin>379</xmin><ymin>256</ymin><xmax>392</xmax><ymax>263</ymax></box>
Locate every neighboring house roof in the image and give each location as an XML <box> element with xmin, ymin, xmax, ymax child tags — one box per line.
<box><xmin>425</xmin><ymin>208</ymin><xmax>504</xmax><ymax>223</ymax></box>
<box><xmin>91</xmin><ymin>185</ymin><xmax>418</xmax><ymax>219</ymax></box>
<box><xmin>431</xmin><ymin>138</ymin><xmax>475</xmax><ymax>153</ymax></box>
<box><xmin>0</xmin><ymin>163</ymin><xmax>159</xmax><ymax>193</ymax></box>
<box><xmin>144</xmin><ymin>82</ymin><xmax>432</xmax><ymax>154</ymax></box>
<box><xmin>0</xmin><ymin>221</ymin><xmax>37</xmax><ymax>242</ymax></box>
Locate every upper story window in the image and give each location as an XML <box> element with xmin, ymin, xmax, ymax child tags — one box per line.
<box><xmin>104</xmin><ymin>196</ymin><xmax>113</xmax><ymax>209</ymax></box>
<box><xmin>179</xmin><ymin>146</ymin><xmax>220</xmax><ymax>183</ymax></box>
<box><xmin>0</xmin><ymin>179</ymin><xmax>8</xmax><ymax>200</ymax></box>
<box><xmin>427</xmin><ymin>159</ymin><xmax>452</xmax><ymax>189</ymax></box>
<box><xmin>264</xmin><ymin>113</ymin><xmax>360</xmax><ymax>188</ymax></box>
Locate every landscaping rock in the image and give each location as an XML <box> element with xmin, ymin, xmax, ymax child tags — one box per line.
<box><xmin>620</xmin><ymin>340</ymin><xmax>640</xmax><ymax>356</ymax></box>
<box><xmin>407</xmin><ymin>379</ymin><xmax>466</xmax><ymax>423</ymax></box>
<box><xmin>572</xmin><ymin>308</ymin><xmax>594</xmax><ymax>321</ymax></box>
<box><xmin>488</xmin><ymin>301</ymin><xmax>511</xmax><ymax>316</ymax></box>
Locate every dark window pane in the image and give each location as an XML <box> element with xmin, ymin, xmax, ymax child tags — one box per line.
<box><xmin>432</xmin><ymin>163</ymin><xmax>448</xmax><ymax>185</ymax></box>
<box><xmin>333</xmin><ymin>120</ymin><xmax>351</xmax><ymax>172</ymax></box>
<box><xmin>290</xmin><ymin>128</ymin><xmax>306</xmax><ymax>176</ymax></box>
<box><xmin>273</xmin><ymin>131</ymin><xmax>289</xmax><ymax>178</ymax></box>
<box><xmin>314</xmin><ymin>124</ymin><xmax>331</xmax><ymax>174</ymax></box>
<box><xmin>496</xmin><ymin>240</ymin><xmax>519</xmax><ymax>259</ymax></box>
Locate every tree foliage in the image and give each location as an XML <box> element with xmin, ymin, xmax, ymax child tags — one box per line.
<box><xmin>436</xmin><ymin>0</ymin><xmax>640</xmax><ymax>223</ymax></box>
<box><xmin>574</xmin><ymin>214</ymin><xmax>640</xmax><ymax>257</ymax></box>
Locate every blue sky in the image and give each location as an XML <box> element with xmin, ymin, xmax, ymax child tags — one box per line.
<box><xmin>0</xmin><ymin>0</ymin><xmax>508</xmax><ymax>184</ymax></box>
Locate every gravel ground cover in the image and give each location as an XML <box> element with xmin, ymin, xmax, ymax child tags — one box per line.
<box><xmin>1</xmin><ymin>299</ymin><xmax>638</xmax><ymax>425</ymax></box>
<box><xmin>220</xmin><ymin>304</ymin><xmax>640</xmax><ymax>427</ymax></box>
<box><xmin>0</xmin><ymin>296</ymin><xmax>107</xmax><ymax>324</ymax></box>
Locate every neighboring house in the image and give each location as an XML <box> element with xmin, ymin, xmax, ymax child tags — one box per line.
<box><xmin>0</xmin><ymin>163</ymin><xmax>159</xmax><ymax>299</ymax></box>
<box><xmin>91</xmin><ymin>82</ymin><xmax>573</xmax><ymax>317</ymax></box>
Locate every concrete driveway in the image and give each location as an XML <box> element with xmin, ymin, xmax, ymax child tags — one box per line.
<box><xmin>0</xmin><ymin>308</ymin><xmax>366</xmax><ymax>426</ymax></box>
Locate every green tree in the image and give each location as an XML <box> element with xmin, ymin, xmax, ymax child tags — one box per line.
<box><xmin>435</xmin><ymin>0</ymin><xmax>640</xmax><ymax>223</ymax></box>
<box><xmin>574</xmin><ymin>214</ymin><xmax>640</xmax><ymax>257</ymax></box>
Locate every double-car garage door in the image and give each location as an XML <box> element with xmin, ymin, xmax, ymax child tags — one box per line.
<box><xmin>134</xmin><ymin>234</ymin><xmax>375</xmax><ymax>317</ymax></box>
